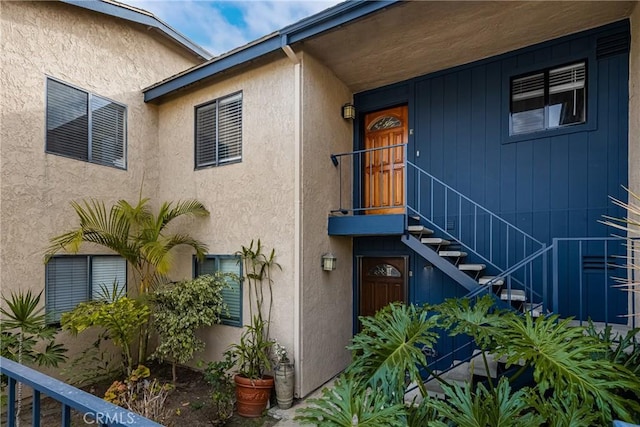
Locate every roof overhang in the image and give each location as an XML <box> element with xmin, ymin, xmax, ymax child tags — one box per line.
<box><xmin>143</xmin><ymin>0</ymin><xmax>399</xmax><ymax>103</ymax></box>
<box><xmin>61</xmin><ymin>0</ymin><xmax>212</xmax><ymax>61</ymax></box>
<box><xmin>143</xmin><ymin>0</ymin><xmax>635</xmax><ymax>104</ymax></box>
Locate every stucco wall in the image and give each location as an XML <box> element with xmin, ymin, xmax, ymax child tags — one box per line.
<box><xmin>630</xmin><ymin>2</ymin><xmax>640</xmax><ymax>320</ymax></box>
<box><xmin>0</xmin><ymin>1</ymin><xmax>199</xmax><ymax>361</ymax></box>
<box><xmin>299</xmin><ymin>53</ymin><xmax>353</xmax><ymax>396</ymax></box>
<box><xmin>155</xmin><ymin>58</ymin><xmax>298</xmax><ymax>367</ymax></box>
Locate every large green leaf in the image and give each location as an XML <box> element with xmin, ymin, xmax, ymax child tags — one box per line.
<box><xmin>347</xmin><ymin>303</ymin><xmax>438</xmax><ymax>398</ymax></box>
<box><xmin>295</xmin><ymin>375</ymin><xmax>406</xmax><ymax>427</ymax></box>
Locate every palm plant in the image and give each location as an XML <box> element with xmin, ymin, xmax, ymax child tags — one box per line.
<box><xmin>45</xmin><ymin>196</ymin><xmax>209</xmax><ymax>365</ymax></box>
<box><xmin>1</xmin><ymin>290</ymin><xmax>67</xmax><ymax>426</ymax></box>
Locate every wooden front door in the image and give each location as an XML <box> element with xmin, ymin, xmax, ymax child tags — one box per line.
<box><xmin>363</xmin><ymin>106</ymin><xmax>408</xmax><ymax>214</ymax></box>
<box><xmin>359</xmin><ymin>257</ymin><xmax>407</xmax><ymax>321</ymax></box>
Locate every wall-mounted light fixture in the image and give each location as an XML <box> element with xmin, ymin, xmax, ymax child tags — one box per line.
<box><xmin>322</xmin><ymin>253</ymin><xmax>337</xmax><ymax>271</ymax></box>
<box><xmin>342</xmin><ymin>103</ymin><xmax>355</xmax><ymax>120</ymax></box>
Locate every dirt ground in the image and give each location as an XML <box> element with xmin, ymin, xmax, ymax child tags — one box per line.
<box><xmin>16</xmin><ymin>364</ymin><xmax>280</xmax><ymax>427</ymax></box>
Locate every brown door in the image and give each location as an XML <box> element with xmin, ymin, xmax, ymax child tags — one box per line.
<box><xmin>363</xmin><ymin>106</ymin><xmax>408</xmax><ymax>214</ymax></box>
<box><xmin>359</xmin><ymin>257</ymin><xmax>407</xmax><ymax>321</ymax></box>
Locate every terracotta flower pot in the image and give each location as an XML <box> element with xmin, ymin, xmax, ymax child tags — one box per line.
<box><xmin>234</xmin><ymin>374</ymin><xmax>274</xmax><ymax>418</ymax></box>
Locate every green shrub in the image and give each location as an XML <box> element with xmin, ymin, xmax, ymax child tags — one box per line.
<box><xmin>151</xmin><ymin>273</ymin><xmax>232</xmax><ymax>383</ymax></box>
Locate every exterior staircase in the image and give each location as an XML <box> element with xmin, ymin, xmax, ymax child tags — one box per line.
<box><xmin>402</xmin><ymin>216</ymin><xmax>544</xmax><ymax>317</ymax></box>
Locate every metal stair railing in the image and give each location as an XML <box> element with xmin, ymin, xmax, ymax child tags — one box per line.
<box><xmin>466</xmin><ymin>245</ymin><xmax>551</xmax><ymax>311</ymax></box>
<box><xmin>330</xmin><ymin>143</ymin><xmax>408</xmax><ymax>215</ymax></box>
<box><xmin>406</xmin><ymin>160</ymin><xmax>545</xmax><ymax>270</ymax></box>
<box><xmin>406</xmin><ymin>160</ymin><xmax>547</xmax><ymax>305</ymax></box>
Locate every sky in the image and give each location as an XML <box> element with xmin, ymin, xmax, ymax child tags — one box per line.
<box><xmin>126</xmin><ymin>0</ymin><xmax>343</xmax><ymax>56</ymax></box>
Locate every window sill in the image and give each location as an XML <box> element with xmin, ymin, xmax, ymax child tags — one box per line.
<box><xmin>502</xmin><ymin>121</ymin><xmax>596</xmax><ymax>144</ymax></box>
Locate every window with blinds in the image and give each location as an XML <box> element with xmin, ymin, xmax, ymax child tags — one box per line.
<box><xmin>195</xmin><ymin>255</ymin><xmax>242</xmax><ymax>327</ymax></box>
<box><xmin>45</xmin><ymin>255</ymin><xmax>127</xmax><ymax>324</ymax></box>
<box><xmin>510</xmin><ymin>61</ymin><xmax>586</xmax><ymax>135</ymax></box>
<box><xmin>195</xmin><ymin>93</ymin><xmax>242</xmax><ymax>168</ymax></box>
<box><xmin>46</xmin><ymin>78</ymin><xmax>127</xmax><ymax>169</ymax></box>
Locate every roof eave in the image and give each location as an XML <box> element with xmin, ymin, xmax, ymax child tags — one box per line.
<box><xmin>143</xmin><ymin>0</ymin><xmax>401</xmax><ymax>103</ymax></box>
<box><xmin>61</xmin><ymin>0</ymin><xmax>212</xmax><ymax>61</ymax></box>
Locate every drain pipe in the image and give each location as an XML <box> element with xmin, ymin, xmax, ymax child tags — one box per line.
<box><xmin>281</xmin><ymin>34</ymin><xmax>302</xmax><ymax>398</ymax></box>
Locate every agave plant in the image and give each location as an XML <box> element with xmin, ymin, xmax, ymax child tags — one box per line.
<box><xmin>600</xmin><ymin>186</ymin><xmax>640</xmax><ymax>320</ymax></box>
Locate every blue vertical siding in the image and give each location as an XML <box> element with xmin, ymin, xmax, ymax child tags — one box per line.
<box><xmin>353</xmin><ymin>21</ymin><xmax>630</xmax><ymax>321</ymax></box>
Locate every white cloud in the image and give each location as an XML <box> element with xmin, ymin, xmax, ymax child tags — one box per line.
<box><xmin>125</xmin><ymin>0</ymin><xmax>342</xmax><ymax>56</ymax></box>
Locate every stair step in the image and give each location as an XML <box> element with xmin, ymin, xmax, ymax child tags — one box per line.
<box><xmin>500</xmin><ymin>289</ymin><xmax>527</xmax><ymax>302</ymax></box>
<box><xmin>478</xmin><ymin>276</ymin><xmax>504</xmax><ymax>286</ymax></box>
<box><xmin>442</xmin><ymin>362</ymin><xmax>472</xmax><ymax>384</ymax></box>
<box><xmin>458</xmin><ymin>264</ymin><xmax>485</xmax><ymax>271</ymax></box>
<box><xmin>423</xmin><ymin>380</ymin><xmax>446</xmax><ymax>400</ymax></box>
<box><xmin>470</xmin><ymin>350</ymin><xmax>498</xmax><ymax>378</ymax></box>
<box><xmin>421</xmin><ymin>238</ymin><xmax>450</xmax><ymax>245</ymax></box>
<box><xmin>439</xmin><ymin>251</ymin><xmax>467</xmax><ymax>258</ymax></box>
<box><xmin>408</xmin><ymin>225</ymin><xmax>434</xmax><ymax>234</ymax></box>
<box><xmin>522</xmin><ymin>302</ymin><xmax>544</xmax><ymax>317</ymax></box>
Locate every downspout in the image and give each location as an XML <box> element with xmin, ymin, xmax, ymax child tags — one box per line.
<box><xmin>281</xmin><ymin>35</ymin><xmax>303</xmax><ymax>397</ymax></box>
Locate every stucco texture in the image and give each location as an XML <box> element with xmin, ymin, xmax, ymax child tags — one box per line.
<box><xmin>0</xmin><ymin>0</ymin><xmax>199</xmax><ymax>359</ymax></box>
<box><xmin>299</xmin><ymin>53</ymin><xmax>353</xmax><ymax>397</ymax></box>
<box><xmin>155</xmin><ymin>57</ymin><xmax>299</xmax><ymax>376</ymax></box>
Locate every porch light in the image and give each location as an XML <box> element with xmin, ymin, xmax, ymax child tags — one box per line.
<box><xmin>342</xmin><ymin>103</ymin><xmax>355</xmax><ymax>120</ymax></box>
<box><xmin>322</xmin><ymin>253</ymin><xmax>337</xmax><ymax>271</ymax></box>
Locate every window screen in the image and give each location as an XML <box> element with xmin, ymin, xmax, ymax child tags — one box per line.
<box><xmin>195</xmin><ymin>256</ymin><xmax>242</xmax><ymax>326</ymax></box>
<box><xmin>195</xmin><ymin>93</ymin><xmax>242</xmax><ymax>168</ymax></box>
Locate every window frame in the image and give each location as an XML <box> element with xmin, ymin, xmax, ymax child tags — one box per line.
<box><xmin>45</xmin><ymin>76</ymin><xmax>128</xmax><ymax>169</ymax></box>
<box><xmin>502</xmin><ymin>54</ymin><xmax>597</xmax><ymax>144</ymax></box>
<box><xmin>194</xmin><ymin>91</ymin><xmax>243</xmax><ymax>170</ymax></box>
<box><xmin>193</xmin><ymin>254</ymin><xmax>243</xmax><ymax>327</ymax></box>
<box><xmin>45</xmin><ymin>254</ymin><xmax>127</xmax><ymax>325</ymax></box>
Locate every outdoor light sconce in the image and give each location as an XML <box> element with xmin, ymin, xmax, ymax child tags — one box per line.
<box><xmin>342</xmin><ymin>103</ymin><xmax>355</xmax><ymax>120</ymax></box>
<box><xmin>322</xmin><ymin>253</ymin><xmax>337</xmax><ymax>271</ymax></box>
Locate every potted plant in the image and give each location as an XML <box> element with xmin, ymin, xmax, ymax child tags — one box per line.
<box><xmin>272</xmin><ymin>340</ymin><xmax>295</xmax><ymax>409</ymax></box>
<box><xmin>229</xmin><ymin>240</ymin><xmax>281</xmax><ymax>417</ymax></box>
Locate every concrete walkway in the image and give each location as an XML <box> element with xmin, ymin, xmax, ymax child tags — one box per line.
<box><xmin>268</xmin><ymin>378</ymin><xmax>337</xmax><ymax>426</ymax></box>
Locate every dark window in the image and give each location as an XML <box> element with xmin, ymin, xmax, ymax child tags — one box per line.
<box><xmin>46</xmin><ymin>78</ymin><xmax>126</xmax><ymax>168</ymax></box>
<box><xmin>510</xmin><ymin>62</ymin><xmax>586</xmax><ymax>135</ymax></box>
<box><xmin>195</xmin><ymin>93</ymin><xmax>242</xmax><ymax>168</ymax></box>
<box><xmin>195</xmin><ymin>255</ymin><xmax>242</xmax><ymax>326</ymax></box>
<box><xmin>45</xmin><ymin>256</ymin><xmax>126</xmax><ymax>324</ymax></box>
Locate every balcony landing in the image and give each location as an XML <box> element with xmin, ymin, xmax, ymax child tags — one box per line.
<box><xmin>328</xmin><ymin>213</ymin><xmax>405</xmax><ymax>236</ymax></box>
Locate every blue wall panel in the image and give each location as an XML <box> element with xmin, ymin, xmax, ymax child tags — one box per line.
<box><xmin>353</xmin><ymin>21</ymin><xmax>630</xmax><ymax>320</ymax></box>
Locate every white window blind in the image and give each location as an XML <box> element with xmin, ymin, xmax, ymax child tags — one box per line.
<box><xmin>218</xmin><ymin>94</ymin><xmax>242</xmax><ymax>164</ymax></box>
<box><xmin>46</xmin><ymin>257</ymin><xmax>89</xmax><ymax>323</ymax></box>
<box><xmin>46</xmin><ymin>256</ymin><xmax>126</xmax><ymax>324</ymax></box>
<box><xmin>195</xmin><ymin>93</ymin><xmax>242</xmax><ymax>168</ymax></box>
<box><xmin>510</xmin><ymin>61</ymin><xmax>586</xmax><ymax>135</ymax></box>
<box><xmin>511</xmin><ymin>73</ymin><xmax>544</xmax><ymax>102</ymax></box>
<box><xmin>91</xmin><ymin>256</ymin><xmax>127</xmax><ymax>300</ymax></box>
<box><xmin>195</xmin><ymin>103</ymin><xmax>217</xmax><ymax>167</ymax></box>
<box><xmin>46</xmin><ymin>78</ymin><xmax>126</xmax><ymax>169</ymax></box>
<box><xmin>549</xmin><ymin>63</ymin><xmax>586</xmax><ymax>94</ymax></box>
<box><xmin>196</xmin><ymin>256</ymin><xmax>242</xmax><ymax>326</ymax></box>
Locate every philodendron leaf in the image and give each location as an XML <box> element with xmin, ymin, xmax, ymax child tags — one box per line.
<box><xmin>295</xmin><ymin>375</ymin><xmax>406</xmax><ymax>427</ymax></box>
